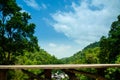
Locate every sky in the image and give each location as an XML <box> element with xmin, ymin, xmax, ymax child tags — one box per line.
<box><xmin>16</xmin><ymin>0</ymin><xmax>120</xmax><ymax>59</ymax></box>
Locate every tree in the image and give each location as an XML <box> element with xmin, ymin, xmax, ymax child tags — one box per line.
<box><xmin>0</xmin><ymin>0</ymin><xmax>39</xmax><ymax>79</ymax></box>
<box><xmin>0</xmin><ymin>0</ymin><xmax>39</xmax><ymax>65</ymax></box>
<box><xmin>97</xmin><ymin>15</ymin><xmax>120</xmax><ymax>80</ymax></box>
<box><xmin>98</xmin><ymin>36</ymin><xmax>110</xmax><ymax>63</ymax></box>
<box><xmin>108</xmin><ymin>15</ymin><xmax>120</xmax><ymax>62</ymax></box>
<box><xmin>98</xmin><ymin>15</ymin><xmax>120</xmax><ymax>63</ymax></box>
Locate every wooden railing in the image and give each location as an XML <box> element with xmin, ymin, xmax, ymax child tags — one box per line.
<box><xmin>0</xmin><ymin>64</ymin><xmax>120</xmax><ymax>80</ymax></box>
<box><xmin>0</xmin><ymin>64</ymin><xmax>120</xmax><ymax>69</ymax></box>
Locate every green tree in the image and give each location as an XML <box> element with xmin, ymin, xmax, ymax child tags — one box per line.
<box><xmin>98</xmin><ymin>15</ymin><xmax>120</xmax><ymax>63</ymax></box>
<box><xmin>108</xmin><ymin>15</ymin><xmax>120</xmax><ymax>62</ymax></box>
<box><xmin>97</xmin><ymin>15</ymin><xmax>120</xmax><ymax>80</ymax></box>
<box><xmin>0</xmin><ymin>0</ymin><xmax>39</xmax><ymax>65</ymax></box>
<box><xmin>83</xmin><ymin>47</ymin><xmax>100</xmax><ymax>64</ymax></box>
<box><xmin>98</xmin><ymin>36</ymin><xmax>110</xmax><ymax>63</ymax></box>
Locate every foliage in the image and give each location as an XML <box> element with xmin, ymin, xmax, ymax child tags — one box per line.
<box><xmin>83</xmin><ymin>42</ymin><xmax>99</xmax><ymax>51</ymax></box>
<box><xmin>60</xmin><ymin>51</ymin><xmax>83</xmax><ymax>64</ymax></box>
<box><xmin>10</xmin><ymin>49</ymin><xmax>60</xmax><ymax>80</ymax></box>
<box><xmin>0</xmin><ymin>0</ymin><xmax>39</xmax><ymax>65</ymax></box>
<box><xmin>16</xmin><ymin>49</ymin><xmax>59</xmax><ymax>65</ymax></box>
<box><xmin>108</xmin><ymin>15</ymin><xmax>120</xmax><ymax>62</ymax></box>
<box><xmin>82</xmin><ymin>47</ymin><xmax>100</xmax><ymax>64</ymax></box>
<box><xmin>60</xmin><ymin>42</ymin><xmax>100</xmax><ymax>64</ymax></box>
<box><xmin>98</xmin><ymin>36</ymin><xmax>110</xmax><ymax>63</ymax></box>
<box><xmin>105</xmin><ymin>68</ymin><xmax>120</xmax><ymax>80</ymax></box>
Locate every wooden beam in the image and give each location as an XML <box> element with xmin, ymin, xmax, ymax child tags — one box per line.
<box><xmin>0</xmin><ymin>70</ymin><xmax>8</xmax><ymax>80</ymax></box>
<box><xmin>64</xmin><ymin>69</ymin><xmax>107</xmax><ymax>80</ymax></box>
<box><xmin>44</xmin><ymin>69</ymin><xmax>52</xmax><ymax>79</ymax></box>
<box><xmin>0</xmin><ymin>64</ymin><xmax>120</xmax><ymax>69</ymax></box>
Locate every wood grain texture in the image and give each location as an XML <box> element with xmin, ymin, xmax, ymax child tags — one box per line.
<box><xmin>0</xmin><ymin>64</ymin><xmax>120</xmax><ymax>69</ymax></box>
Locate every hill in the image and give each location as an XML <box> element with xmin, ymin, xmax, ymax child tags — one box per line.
<box><xmin>60</xmin><ymin>42</ymin><xmax>100</xmax><ymax>64</ymax></box>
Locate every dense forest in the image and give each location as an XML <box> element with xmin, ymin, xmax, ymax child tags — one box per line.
<box><xmin>0</xmin><ymin>0</ymin><xmax>120</xmax><ymax>80</ymax></box>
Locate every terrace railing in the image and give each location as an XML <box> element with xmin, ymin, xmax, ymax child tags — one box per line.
<box><xmin>0</xmin><ymin>64</ymin><xmax>120</xmax><ymax>80</ymax></box>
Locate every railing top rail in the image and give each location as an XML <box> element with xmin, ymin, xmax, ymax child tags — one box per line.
<box><xmin>0</xmin><ymin>64</ymin><xmax>120</xmax><ymax>69</ymax></box>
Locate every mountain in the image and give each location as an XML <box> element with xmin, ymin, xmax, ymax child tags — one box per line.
<box><xmin>60</xmin><ymin>42</ymin><xmax>100</xmax><ymax>64</ymax></box>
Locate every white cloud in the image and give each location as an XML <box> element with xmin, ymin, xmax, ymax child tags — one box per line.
<box><xmin>23</xmin><ymin>0</ymin><xmax>40</xmax><ymax>10</ymax></box>
<box><xmin>41</xmin><ymin>42</ymin><xmax>78</xmax><ymax>59</ymax></box>
<box><xmin>49</xmin><ymin>43</ymin><xmax>57</xmax><ymax>47</ymax></box>
<box><xmin>51</xmin><ymin>0</ymin><xmax>120</xmax><ymax>47</ymax></box>
<box><xmin>41</xmin><ymin>3</ymin><xmax>47</xmax><ymax>9</ymax></box>
<box><xmin>23</xmin><ymin>0</ymin><xmax>47</xmax><ymax>10</ymax></box>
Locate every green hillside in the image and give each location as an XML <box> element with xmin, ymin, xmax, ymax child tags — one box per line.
<box><xmin>60</xmin><ymin>42</ymin><xmax>100</xmax><ymax>64</ymax></box>
<box><xmin>8</xmin><ymin>48</ymin><xmax>60</xmax><ymax>80</ymax></box>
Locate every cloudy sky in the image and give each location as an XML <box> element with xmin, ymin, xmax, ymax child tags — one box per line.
<box><xmin>17</xmin><ymin>0</ymin><xmax>120</xmax><ymax>58</ymax></box>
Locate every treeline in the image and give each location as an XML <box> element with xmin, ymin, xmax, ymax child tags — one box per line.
<box><xmin>60</xmin><ymin>15</ymin><xmax>120</xmax><ymax>80</ymax></box>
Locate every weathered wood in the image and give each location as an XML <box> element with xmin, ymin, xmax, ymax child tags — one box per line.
<box><xmin>0</xmin><ymin>69</ymin><xmax>8</xmax><ymax>80</ymax></box>
<box><xmin>44</xmin><ymin>69</ymin><xmax>51</xmax><ymax>80</ymax></box>
<box><xmin>0</xmin><ymin>64</ymin><xmax>120</xmax><ymax>69</ymax></box>
<box><xmin>64</xmin><ymin>69</ymin><xmax>107</xmax><ymax>80</ymax></box>
<box><xmin>0</xmin><ymin>64</ymin><xmax>119</xmax><ymax>80</ymax></box>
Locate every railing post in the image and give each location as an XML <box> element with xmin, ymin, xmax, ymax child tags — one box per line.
<box><xmin>67</xmin><ymin>72</ymin><xmax>78</xmax><ymax>80</ymax></box>
<box><xmin>44</xmin><ymin>69</ymin><xmax>52</xmax><ymax>80</ymax></box>
<box><xmin>0</xmin><ymin>69</ymin><xmax>7</xmax><ymax>80</ymax></box>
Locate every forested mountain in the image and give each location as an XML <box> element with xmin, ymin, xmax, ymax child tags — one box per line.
<box><xmin>60</xmin><ymin>42</ymin><xmax>100</xmax><ymax>64</ymax></box>
<box><xmin>83</xmin><ymin>42</ymin><xmax>100</xmax><ymax>50</ymax></box>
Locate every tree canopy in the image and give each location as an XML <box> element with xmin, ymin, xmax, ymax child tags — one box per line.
<box><xmin>0</xmin><ymin>0</ymin><xmax>39</xmax><ymax>65</ymax></box>
<box><xmin>108</xmin><ymin>15</ymin><xmax>120</xmax><ymax>62</ymax></box>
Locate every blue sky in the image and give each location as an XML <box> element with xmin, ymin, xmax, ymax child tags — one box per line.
<box><xmin>17</xmin><ymin>0</ymin><xmax>120</xmax><ymax>58</ymax></box>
